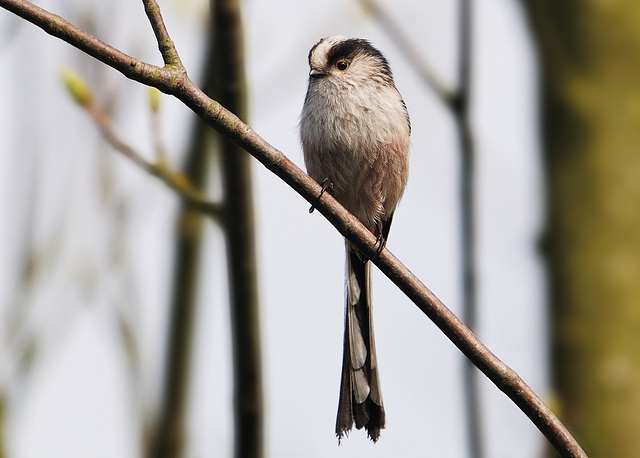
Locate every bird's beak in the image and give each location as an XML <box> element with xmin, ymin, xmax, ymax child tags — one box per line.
<box><xmin>309</xmin><ymin>68</ymin><xmax>326</xmax><ymax>78</ymax></box>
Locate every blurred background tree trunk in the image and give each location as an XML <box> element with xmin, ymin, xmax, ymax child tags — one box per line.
<box><xmin>149</xmin><ymin>0</ymin><xmax>262</xmax><ymax>457</ymax></box>
<box><xmin>522</xmin><ymin>2</ymin><xmax>640</xmax><ymax>456</ymax></box>
<box><xmin>148</xmin><ymin>79</ymin><xmax>210</xmax><ymax>457</ymax></box>
<box><xmin>208</xmin><ymin>0</ymin><xmax>263</xmax><ymax>457</ymax></box>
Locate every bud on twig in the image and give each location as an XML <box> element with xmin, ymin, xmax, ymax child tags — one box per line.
<box><xmin>59</xmin><ymin>67</ymin><xmax>93</xmax><ymax>107</ymax></box>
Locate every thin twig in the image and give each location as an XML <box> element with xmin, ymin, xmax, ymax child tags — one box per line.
<box><xmin>0</xmin><ymin>1</ymin><xmax>587</xmax><ymax>456</ymax></box>
<box><xmin>141</xmin><ymin>0</ymin><xmax>182</xmax><ymax>67</ymax></box>
<box><xmin>89</xmin><ymin>102</ymin><xmax>219</xmax><ymax>214</ymax></box>
<box><xmin>63</xmin><ymin>74</ymin><xmax>221</xmax><ymax>216</ymax></box>
<box><xmin>86</xmin><ymin>101</ymin><xmax>154</xmax><ymax>171</ymax></box>
<box><xmin>0</xmin><ymin>0</ymin><xmax>170</xmax><ymax>88</ymax></box>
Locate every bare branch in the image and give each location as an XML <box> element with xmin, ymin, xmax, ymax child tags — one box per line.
<box><xmin>60</xmin><ymin>68</ymin><xmax>221</xmax><ymax>216</ymax></box>
<box><xmin>0</xmin><ymin>1</ymin><xmax>587</xmax><ymax>456</ymax></box>
<box><xmin>89</xmin><ymin>102</ymin><xmax>220</xmax><ymax>214</ymax></box>
<box><xmin>141</xmin><ymin>0</ymin><xmax>182</xmax><ymax>67</ymax></box>
<box><xmin>1</xmin><ymin>0</ymin><xmax>171</xmax><ymax>86</ymax></box>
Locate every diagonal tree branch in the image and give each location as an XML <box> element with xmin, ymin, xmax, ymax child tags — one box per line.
<box><xmin>1</xmin><ymin>0</ymin><xmax>168</xmax><ymax>86</ymax></box>
<box><xmin>0</xmin><ymin>0</ymin><xmax>587</xmax><ymax>456</ymax></box>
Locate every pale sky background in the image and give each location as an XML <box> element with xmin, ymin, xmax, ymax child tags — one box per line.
<box><xmin>0</xmin><ymin>0</ymin><xmax>545</xmax><ymax>456</ymax></box>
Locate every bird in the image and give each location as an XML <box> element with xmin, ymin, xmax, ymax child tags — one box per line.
<box><xmin>300</xmin><ymin>36</ymin><xmax>410</xmax><ymax>442</ymax></box>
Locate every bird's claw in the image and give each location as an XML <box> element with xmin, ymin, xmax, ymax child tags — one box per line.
<box><xmin>371</xmin><ymin>234</ymin><xmax>387</xmax><ymax>261</ymax></box>
<box><xmin>309</xmin><ymin>178</ymin><xmax>333</xmax><ymax>213</ymax></box>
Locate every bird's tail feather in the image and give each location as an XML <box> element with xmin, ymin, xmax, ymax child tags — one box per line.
<box><xmin>336</xmin><ymin>242</ymin><xmax>385</xmax><ymax>442</ymax></box>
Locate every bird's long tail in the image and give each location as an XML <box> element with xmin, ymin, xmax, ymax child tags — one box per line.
<box><xmin>336</xmin><ymin>241</ymin><xmax>385</xmax><ymax>442</ymax></box>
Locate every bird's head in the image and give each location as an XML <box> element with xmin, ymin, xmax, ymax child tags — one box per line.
<box><xmin>307</xmin><ymin>36</ymin><xmax>394</xmax><ymax>86</ymax></box>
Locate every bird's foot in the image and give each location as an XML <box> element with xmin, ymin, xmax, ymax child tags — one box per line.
<box><xmin>309</xmin><ymin>178</ymin><xmax>333</xmax><ymax>213</ymax></box>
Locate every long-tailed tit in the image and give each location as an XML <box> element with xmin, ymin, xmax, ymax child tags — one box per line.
<box><xmin>300</xmin><ymin>36</ymin><xmax>410</xmax><ymax>442</ymax></box>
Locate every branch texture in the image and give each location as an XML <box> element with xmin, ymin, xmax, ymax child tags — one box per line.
<box><xmin>0</xmin><ymin>0</ymin><xmax>586</xmax><ymax>456</ymax></box>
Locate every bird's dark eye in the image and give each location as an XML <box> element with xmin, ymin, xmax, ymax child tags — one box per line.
<box><xmin>336</xmin><ymin>60</ymin><xmax>349</xmax><ymax>71</ymax></box>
